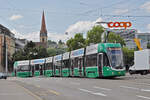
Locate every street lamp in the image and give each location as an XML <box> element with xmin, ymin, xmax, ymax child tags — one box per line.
<box><xmin>95</xmin><ymin>21</ymin><xmax>111</xmax><ymax>43</ymax></box>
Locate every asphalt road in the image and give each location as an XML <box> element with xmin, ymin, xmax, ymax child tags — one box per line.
<box><xmin>2</xmin><ymin>73</ymin><xmax>150</xmax><ymax>100</ymax></box>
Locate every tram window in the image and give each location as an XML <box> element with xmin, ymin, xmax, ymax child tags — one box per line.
<box><xmin>71</xmin><ymin>58</ymin><xmax>79</xmax><ymax>68</ymax></box>
<box><xmin>103</xmin><ymin>53</ymin><xmax>109</xmax><ymax>66</ymax></box>
<box><xmin>54</xmin><ymin>61</ymin><xmax>61</xmax><ymax>69</ymax></box>
<box><xmin>62</xmin><ymin>60</ymin><xmax>69</xmax><ymax>68</ymax></box>
<box><xmin>46</xmin><ymin>63</ymin><xmax>53</xmax><ymax>70</ymax></box>
<box><xmin>35</xmin><ymin>65</ymin><xmax>39</xmax><ymax>70</ymax></box>
<box><xmin>86</xmin><ymin>53</ymin><xmax>97</xmax><ymax>67</ymax></box>
<box><xmin>20</xmin><ymin>65</ymin><xmax>30</xmax><ymax>71</ymax></box>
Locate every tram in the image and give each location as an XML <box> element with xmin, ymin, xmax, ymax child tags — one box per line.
<box><xmin>13</xmin><ymin>60</ymin><xmax>31</xmax><ymax>77</ymax></box>
<box><xmin>13</xmin><ymin>43</ymin><xmax>125</xmax><ymax>78</ymax></box>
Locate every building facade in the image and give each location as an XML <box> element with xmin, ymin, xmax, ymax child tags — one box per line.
<box><xmin>107</xmin><ymin>29</ymin><xmax>150</xmax><ymax>49</ymax></box>
<box><xmin>15</xmin><ymin>38</ymin><xmax>28</xmax><ymax>51</ymax></box>
<box><xmin>0</xmin><ymin>24</ymin><xmax>15</xmax><ymax>72</ymax></box>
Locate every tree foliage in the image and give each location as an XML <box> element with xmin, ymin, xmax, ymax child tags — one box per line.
<box><xmin>86</xmin><ymin>26</ymin><xmax>104</xmax><ymax>45</ymax></box>
<box><xmin>66</xmin><ymin>33</ymin><xmax>86</xmax><ymax>51</ymax></box>
<box><xmin>12</xmin><ymin>41</ymin><xmax>48</xmax><ymax>61</ymax></box>
<box><xmin>147</xmin><ymin>43</ymin><xmax>150</xmax><ymax>49</ymax></box>
<box><xmin>107</xmin><ymin>32</ymin><xmax>126</xmax><ymax>46</ymax></box>
<box><xmin>122</xmin><ymin>47</ymin><xmax>134</xmax><ymax>70</ymax></box>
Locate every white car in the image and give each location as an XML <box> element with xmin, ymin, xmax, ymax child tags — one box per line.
<box><xmin>0</xmin><ymin>73</ymin><xmax>7</xmax><ymax>79</ymax></box>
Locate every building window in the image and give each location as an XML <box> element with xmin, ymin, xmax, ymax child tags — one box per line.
<box><xmin>42</xmin><ymin>38</ymin><xmax>44</xmax><ymax>42</ymax></box>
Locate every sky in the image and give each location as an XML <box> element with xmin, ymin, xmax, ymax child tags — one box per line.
<box><xmin>1</xmin><ymin>0</ymin><xmax>150</xmax><ymax>42</ymax></box>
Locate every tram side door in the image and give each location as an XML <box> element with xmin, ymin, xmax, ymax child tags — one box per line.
<box><xmin>40</xmin><ymin>64</ymin><xmax>43</xmax><ymax>75</ymax></box>
<box><xmin>78</xmin><ymin>58</ymin><xmax>82</xmax><ymax>77</ymax></box>
<box><xmin>31</xmin><ymin>65</ymin><xmax>35</xmax><ymax>77</ymax></box>
<box><xmin>97</xmin><ymin>53</ymin><xmax>103</xmax><ymax>77</ymax></box>
<box><xmin>70</xmin><ymin>59</ymin><xmax>75</xmax><ymax>76</ymax></box>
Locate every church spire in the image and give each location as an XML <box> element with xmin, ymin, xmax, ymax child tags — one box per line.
<box><xmin>40</xmin><ymin>10</ymin><xmax>47</xmax><ymax>43</ymax></box>
<box><xmin>40</xmin><ymin>10</ymin><xmax>47</xmax><ymax>35</ymax></box>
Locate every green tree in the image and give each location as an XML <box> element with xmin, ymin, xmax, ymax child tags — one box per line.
<box><xmin>122</xmin><ymin>47</ymin><xmax>134</xmax><ymax>70</ymax></box>
<box><xmin>86</xmin><ymin>26</ymin><xmax>104</xmax><ymax>45</ymax></box>
<box><xmin>12</xmin><ymin>41</ymin><xmax>49</xmax><ymax>61</ymax></box>
<box><xmin>107</xmin><ymin>32</ymin><xmax>126</xmax><ymax>46</ymax></box>
<box><xmin>147</xmin><ymin>42</ymin><xmax>150</xmax><ymax>49</ymax></box>
<box><xmin>36</xmin><ymin>46</ymin><xmax>48</xmax><ymax>58</ymax></box>
<box><xmin>66</xmin><ymin>33</ymin><xmax>86</xmax><ymax>51</ymax></box>
<box><xmin>47</xmin><ymin>48</ymin><xmax>57</xmax><ymax>56</ymax></box>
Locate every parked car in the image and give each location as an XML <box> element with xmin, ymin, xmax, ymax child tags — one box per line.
<box><xmin>0</xmin><ymin>72</ymin><xmax>7</xmax><ymax>79</ymax></box>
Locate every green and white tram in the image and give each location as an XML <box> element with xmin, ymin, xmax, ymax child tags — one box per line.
<box><xmin>13</xmin><ymin>43</ymin><xmax>125</xmax><ymax>78</ymax></box>
<box><xmin>13</xmin><ymin>60</ymin><xmax>31</xmax><ymax>77</ymax></box>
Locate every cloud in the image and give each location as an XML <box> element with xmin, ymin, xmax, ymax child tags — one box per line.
<box><xmin>11</xmin><ymin>29</ymin><xmax>39</xmax><ymax>41</ymax></box>
<box><xmin>114</xmin><ymin>9</ymin><xmax>129</xmax><ymax>14</ymax></box>
<box><xmin>9</xmin><ymin>14</ymin><xmax>23</xmax><ymax>21</ymax></box>
<box><xmin>65</xmin><ymin>17</ymin><xmax>103</xmax><ymax>35</ymax></box>
<box><xmin>141</xmin><ymin>1</ymin><xmax>150</xmax><ymax>12</ymax></box>
<box><xmin>11</xmin><ymin>29</ymin><xmax>69</xmax><ymax>42</ymax></box>
<box><xmin>11</xmin><ymin>17</ymin><xmax>104</xmax><ymax>42</ymax></box>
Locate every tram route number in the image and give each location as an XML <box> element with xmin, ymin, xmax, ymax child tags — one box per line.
<box><xmin>107</xmin><ymin>22</ymin><xmax>132</xmax><ymax>29</ymax></box>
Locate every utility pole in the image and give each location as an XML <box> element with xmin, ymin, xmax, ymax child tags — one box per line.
<box><xmin>5</xmin><ymin>43</ymin><xmax>8</xmax><ymax>74</ymax></box>
<box><xmin>3</xmin><ymin>34</ymin><xmax>8</xmax><ymax>74</ymax></box>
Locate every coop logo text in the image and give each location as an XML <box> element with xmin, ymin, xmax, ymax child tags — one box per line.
<box><xmin>107</xmin><ymin>22</ymin><xmax>132</xmax><ymax>29</ymax></box>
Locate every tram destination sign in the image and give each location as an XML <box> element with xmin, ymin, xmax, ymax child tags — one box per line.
<box><xmin>63</xmin><ymin>52</ymin><xmax>70</xmax><ymax>60</ymax></box>
<box><xmin>86</xmin><ymin>44</ymin><xmax>98</xmax><ymax>55</ymax></box>
<box><xmin>46</xmin><ymin>57</ymin><xmax>53</xmax><ymax>63</ymax></box>
<box><xmin>17</xmin><ymin>60</ymin><xmax>30</xmax><ymax>66</ymax></box>
<box><xmin>54</xmin><ymin>54</ymin><xmax>62</xmax><ymax>62</ymax></box>
<box><xmin>31</xmin><ymin>59</ymin><xmax>45</xmax><ymax>65</ymax></box>
<box><xmin>71</xmin><ymin>48</ymin><xmax>84</xmax><ymax>58</ymax></box>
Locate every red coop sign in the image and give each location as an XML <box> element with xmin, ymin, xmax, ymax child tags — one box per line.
<box><xmin>107</xmin><ymin>22</ymin><xmax>132</xmax><ymax>29</ymax></box>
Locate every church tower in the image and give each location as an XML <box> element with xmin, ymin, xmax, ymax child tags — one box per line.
<box><xmin>40</xmin><ymin>11</ymin><xmax>47</xmax><ymax>43</ymax></box>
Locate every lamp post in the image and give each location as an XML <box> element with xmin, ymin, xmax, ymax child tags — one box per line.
<box><xmin>3</xmin><ymin>29</ymin><xmax>8</xmax><ymax>74</ymax></box>
<box><xmin>95</xmin><ymin>21</ymin><xmax>111</xmax><ymax>43</ymax></box>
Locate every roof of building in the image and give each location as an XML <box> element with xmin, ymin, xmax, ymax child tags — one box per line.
<box><xmin>0</xmin><ymin>24</ymin><xmax>14</xmax><ymax>38</ymax></box>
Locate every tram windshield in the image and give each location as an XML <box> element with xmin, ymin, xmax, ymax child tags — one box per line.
<box><xmin>18</xmin><ymin>65</ymin><xmax>30</xmax><ymax>71</ymax></box>
<box><xmin>107</xmin><ymin>48</ymin><xmax>124</xmax><ymax>69</ymax></box>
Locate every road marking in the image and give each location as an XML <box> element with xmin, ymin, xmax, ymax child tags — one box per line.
<box><xmin>120</xmin><ymin>86</ymin><xmax>139</xmax><ymax>90</ymax></box>
<box><xmin>48</xmin><ymin>89</ymin><xmax>60</xmax><ymax>96</ymax></box>
<box><xmin>141</xmin><ymin>89</ymin><xmax>150</xmax><ymax>92</ymax></box>
<box><xmin>92</xmin><ymin>92</ymin><xmax>107</xmax><ymax>96</ymax></box>
<box><xmin>137</xmin><ymin>95</ymin><xmax>150</xmax><ymax>100</ymax></box>
<box><xmin>79</xmin><ymin>88</ymin><xmax>93</xmax><ymax>93</ymax></box>
<box><xmin>78</xmin><ymin>88</ymin><xmax>106</xmax><ymax>97</ymax></box>
<box><xmin>93</xmin><ymin>86</ymin><xmax>112</xmax><ymax>91</ymax></box>
<box><xmin>70</xmin><ymin>82</ymin><xmax>80</xmax><ymax>85</ymax></box>
<box><xmin>15</xmin><ymin>83</ymin><xmax>43</xmax><ymax>100</ymax></box>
